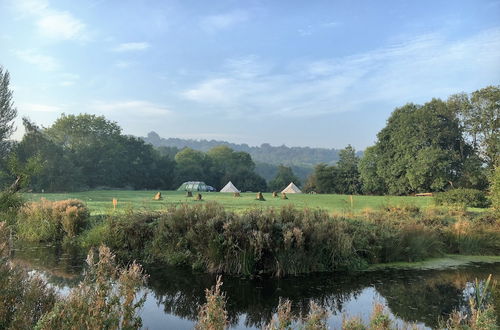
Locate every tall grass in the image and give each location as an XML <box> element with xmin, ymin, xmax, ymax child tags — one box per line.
<box><xmin>17</xmin><ymin>199</ymin><xmax>90</xmax><ymax>242</ymax></box>
<box><xmin>75</xmin><ymin>202</ymin><xmax>500</xmax><ymax>277</ymax></box>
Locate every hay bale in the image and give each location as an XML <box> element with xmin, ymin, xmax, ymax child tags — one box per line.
<box><xmin>195</xmin><ymin>193</ymin><xmax>203</xmax><ymax>201</ymax></box>
<box><xmin>233</xmin><ymin>192</ymin><xmax>241</xmax><ymax>197</ymax></box>
<box><xmin>272</xmin><ymin>191</ymin><xmax>278</xmax><ymax>198</ymax></box>
<box><xmin>281</xmin><ymin>192</ymin><xmax>288</xmax><ymax>200</ymax></box>
<box><xmin>153</xmin><ymin>192</ymin><xmax>162</xmax><ymax>200</ymax></box>
<box><xmin>112</xmin><ymin>198</ymin><xmax>118</xmax><ymax>209</ymax></box>
<box><xmin>256</xmin><ymin>192</ymin><xmax>265</xmax><ymax>201</ymax></box>
<box><xmin>186</xmin><ymin>191</ymin><xmax>193</xmax><ymax>197</ymax></box>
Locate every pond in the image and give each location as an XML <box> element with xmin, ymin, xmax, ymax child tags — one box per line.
<box><xmin>9</xmin><ymin>243</ymin><xmax>500</xmax><ymax>329</ymax></box>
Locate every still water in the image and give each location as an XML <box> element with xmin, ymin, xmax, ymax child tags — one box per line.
<box><xmin>9</xmin><ymin>243</ymin><xmax>500</xmax><ymax>329</ymax></box>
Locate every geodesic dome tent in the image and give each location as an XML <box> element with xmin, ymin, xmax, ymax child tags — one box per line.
<box><xmin>177</xmin><ymin>181</ymin><xmax>215</xmax><ymax>192</ymax></box>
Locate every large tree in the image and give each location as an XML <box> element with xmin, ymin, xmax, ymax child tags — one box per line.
<box><xmin>0</xmin><ymin>66</ymin><xmax>17</xmax><ymax>159</ymax></box>
<box><xmin>337</xmin><ymin>145</ymin><xmax>361</xmax><ymax>194</ymax></box>
<box><xmin>448</xmin><ymin>85</ymin><xmax>500</xmax><ymax>168</ymax></box>
<box><xmin>361</xmin><ymin>99</ymin><xmax>470</xmax><ymax>195</ymax></box>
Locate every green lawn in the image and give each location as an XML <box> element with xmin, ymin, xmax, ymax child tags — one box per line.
<box><xmin>24</xmin><ymin>190</ymin><xmax>434</xmax><ymax>215</ymax></box>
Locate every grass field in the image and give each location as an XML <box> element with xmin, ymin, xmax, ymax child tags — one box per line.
<box><xmin>23</xmin><ymin>190</ymin><xmax>435</xmax><ymax>215</ymax></box>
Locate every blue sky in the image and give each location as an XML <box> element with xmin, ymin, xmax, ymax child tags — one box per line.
<box><xmin>1</xmin><ymin>0</ymin><xmax>499</xmax><ymax>149</ymax></box>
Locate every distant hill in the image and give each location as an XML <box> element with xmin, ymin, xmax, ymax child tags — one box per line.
<box><xmin>142</xmin><ymin>131</ymin><xmax>364</xmax><ymax>184</ymax></box>
<box><xmin>143</xmin><ymin>131</ymin><xmax>342</xmax><ymax>167</ymax></box>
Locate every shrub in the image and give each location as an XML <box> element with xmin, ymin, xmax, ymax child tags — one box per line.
<box><xmin>195</xmin><ymin>276</ymin><xmax>228</xmax><ymax>330</ymax></box>
<box><xmin>0</xmin><ymin>223</ymin><xmax>57</xmax><ymax>329</ymax></box>
<box><xmin>35</xmin><ymin>245</ymin><xmax>147</xmax><ymax>329</ymax></box>
<box><xmin>434</xmin><ymin>188</ymin><xmax>491</xmax><ymax>208</ymax></box>
<box><xmin>17</xmin><ymin>199</ymin><xmax>89</xmax><ymax>242</ymax></box>
<box><xmin>103</xmin><ymin>211</ymin><xmax>157</xmax><ymax>261</ymax></box>
<box><xmin>0</xmin><ymin>191</ymin><xmax>24</xmax><ymax>226</ymax></box>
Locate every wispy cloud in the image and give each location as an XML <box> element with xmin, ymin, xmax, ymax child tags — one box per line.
<box><xmin>182</xmin><ymin>28</ymin><xmax>500</xmax><ymax>117</ymax></box>
<box><xmin>113</xmin><ymin>42</ymin><xmax>151</xmax><ymax>52</ymax></box>
<box><xmin>298</xmin><ymin>21</ymin><xmax>341</xmax><ymax>36</ymax></box>
<box><xmin>13</xmin><ymin>0</ymin><xmax>87</xmax><ymax>41</ymax></box>
<box><xmin>91</xmin><ymin>100</ymin><xmax>171</xmax><ymax>116</ymax></box>
<box><xmin>200</xmin><ymin>10</ymin><xmax>249</xmax><ymax>33</ymax></box>
<box><xmin>15</xmin><ymin>50</ymin><xmax>59</xmax><ymax>71</ymax></box>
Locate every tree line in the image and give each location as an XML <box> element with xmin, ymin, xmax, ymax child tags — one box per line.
<box><xmin>0</xmin><ymin>65</ymin><xmax>498</xmax><ymax>195</ymax></box>
<box><xmin>305</xmin><ymin>86</ymin><xmax>499</xmax><ymax>195</ymax></box>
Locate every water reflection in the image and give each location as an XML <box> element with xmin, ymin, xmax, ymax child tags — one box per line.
<box><xmin>10</xmin><ymin>243</ymin><xmax>500</xmax><ymax>329</ymax></box>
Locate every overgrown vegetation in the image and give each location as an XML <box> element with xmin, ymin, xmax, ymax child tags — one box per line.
<box><xmin>73</xmin><ymin>203</ymin><xmax>500</xmax><ymax>277</ymax></box>
<box><xmin>17</xmin><ymin>199</ymin><xmax>90</xmax><ymax>242</ymax></box>
<box><xmin>434</xmin><ymin>188</ymin><xmax>491</xmax><ymax>208</ymax></box>
<box><xmin>0</xmin><ymin>221</ymin><xmax>147</xmax><ymax>330</ymax></box>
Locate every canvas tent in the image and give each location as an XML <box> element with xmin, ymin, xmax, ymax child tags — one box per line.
<box><xmin>281</xmin><ymin>182</ymin><xmax>302</xmax><ymax>194</ymax></box>
<box><xmin>177</xmin><ymin>181</ymin><xmax>215</xmax><ymax>192</ymax></box>
<box><xmin>220</xmin><ymin>181</ymin><xmax>240</xmax><ymax>193</ymax></box>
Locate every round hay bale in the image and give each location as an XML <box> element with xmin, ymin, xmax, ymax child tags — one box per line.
<box><xmin>233</xmin><ymin>192</ymin><xmax>241</xmax><ymax>197</ymax></box>
<box><xmin>186</xmin><ymin>191</ymin><xmax>193</xmax><ymax>197</ymax></box>
<box><xmin>256</xmin><ymin>192</ymin><xmax>265</xmax><ymax>201</ymax></box>
<box><xmin>153</xmin><ymin>192</ymin><xmax>162</xmax><ymax>200</ymax></box>
<box><xmin>281</xmin><ymin>192</ymin><xmax>288</xmax><ymax>200</ymax></box>
<box><xmin>272</xmin><ymin>191</ymin><xmax>278</xmax><ymax>198</ymax></box>
<box><xmin>195</xmin><ymin>193</ymin><xmax>203</xmax><ymax>201</ymax></box>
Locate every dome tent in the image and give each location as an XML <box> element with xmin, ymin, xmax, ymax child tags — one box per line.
<box><xmin>220</xmin><ymin>181</ymin><xmax>240</xmax><ymax>193</ymax></box>
<box><xmin>177</xmin><ymin>181</ymin><xmax>215</xmax><ymax>192</ymax></box>
<box><xmin>281</xmin><ymin>182</ymin><xmax>302</xmax><ymax>194</ymax></box>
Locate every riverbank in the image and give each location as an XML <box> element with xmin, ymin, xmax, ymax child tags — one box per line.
<box><xmin>12</xmin><ymin>199</ymin><xmax>500</xmax><ymax>277</ymax></box>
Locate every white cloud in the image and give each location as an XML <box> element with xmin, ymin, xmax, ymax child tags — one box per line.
<box><xmin>182</xmin><ymin>28</ymin><xmax>500</xmax><ymax>117</ymax></box>
<box><xmin>19</xmin><ymin>103</ymin><xmax>62</xmax><ymax>112</ymax></box>
<box><xmin>15</xmin><ymin>50</ymin><xmax>59</xmax><ymax>71</ymax></box>
<box><xmin>200</xmin><ymin>10</ymin><xmax>249</xmax><ymax>33</ymax></box>
<box><xmin>36</xmin><ymin>11</ymin><xmax>86</xmax><ymax>41</ymax></box>
<box><xmin>113</xmin><ymin>42</ymin><xmax>151</xmax><ymax>52</ymax></box>
<box><xmin>13</xmin><ymin>0</ymin><xmax>87</xmax><ymax>41</ymax></box>
<box><xmin>91</xmin><ymin>100</ymin><xmax>171</xmax><ymax>116</ymax></box>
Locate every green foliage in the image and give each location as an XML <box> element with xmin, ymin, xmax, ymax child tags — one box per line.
<box><xmin>0</xmin><ymin>191</ymin><xmax>24</xmax><ymax>225</ymax></box>
<box><xmin>0</xmin><ymin>66</ymin><xmax>17</xmax><ymax>159</ymax></box>
<box><xmin>102</xmin><ymin>211</ymin><xmax>157</xmax><ymax>261</ymax></box>
<box><xmin>448</xmin><ymin>86</ymin><xmax>500</xmax><ymax>169</ymax></box>
<box><xmin>35</xmin><ymin>245</ymin><xmax>147</xmax><ymax>330</ymax></box>
<box><xmin>145</xmin><ymin>203</ymin><xmax>465</xmax><ymax>276</ymax></box>
<box><xmin>491</xmin><ymin>166</ymin><xmax>500</xmax><ymax>211</ymax></box>
<box><xmin>0</xmin><ymin>223</ymin><xmax>57</xmax><ymax>329</ymax></box>
<box><xmin>17</xmin><ymin>199</ymin><xmax>90</xmax><ymax>242</ymax></box>
<box><xmin>269</xmin><ymin>165</ymin><xmax>300</xmax><ymax>192</ymax></box>
<box><xmin>434</xmin><ymin>188</ymin><xmax>491</xmax><ymax>208</ymax></box>
<box><xmin>359</xmin><ymin>87</ymin><xmax>497</xmax><ymax>195</ymax></box>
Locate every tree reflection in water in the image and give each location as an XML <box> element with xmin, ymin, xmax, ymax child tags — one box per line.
<box><xmin>11</xmin><ymin>243</ymin><xmax>500</xmax><ymax>329</ymax></box>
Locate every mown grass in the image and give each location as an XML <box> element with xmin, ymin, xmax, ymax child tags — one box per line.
<box><xmin>24</xmin><ymin>190</ymin><xmax>435</xmax><ymax>215</ymax></box>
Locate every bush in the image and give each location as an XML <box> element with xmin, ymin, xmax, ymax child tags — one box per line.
<box><xmin>17</xmin><ymin>199</ymin><xmax>90</xmax><ymax>242</ymax></box>
<box><xmin>434</xmin><ymin>188</ymin><xmax>491</xmax><ymax>208</ymax></box>
<box><xmin>0</xmin><ymin>191</ymin><xmax>24</xmax><ymax>225</ymax></box>
<box><xmin>35</xmin><ymin>245</ymin><xmax>147</xmax><ymax>329</ymax></box>
<box><xmin>0</xmin><ymin>223</ymin><xmax>57</xmax><ymax>329</ymax></box>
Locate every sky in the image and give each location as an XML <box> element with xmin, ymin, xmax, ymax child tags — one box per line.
<box><xmin>1</xmin><ymin>0</ymin><xmax>499</xmax><ymax>150</ymax></box>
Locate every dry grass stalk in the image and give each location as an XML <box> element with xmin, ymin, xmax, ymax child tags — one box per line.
<box><xmin>196</xmin><ymin>275</ymin><xmax>228</xmax><ymax>330</ymax></box>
